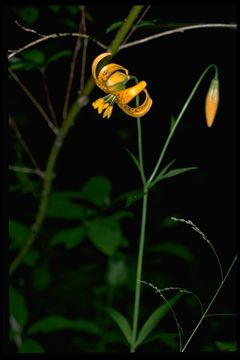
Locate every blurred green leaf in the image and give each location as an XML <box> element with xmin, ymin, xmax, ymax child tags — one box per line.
<box><xmin>215</xmin><ymin>340</ymin><xmax>237</xmax><ymax>352</ymax></box>
<box><xmin>136</xmin><ymin>293</ymin><xmax>181</xmax><ymax>347</ymax></box>
<box><xmin>10</xmin><ymin>286</ymin><xmax>29</xmax><ymax>328</ymax></box>
<box><xmin>45</xmin><ymin>50</ymin><xmax>72</xmax><ymax>68</ymax></box>
<box><xmin>23</xmin><ymin>249</ymin><xmax>40</xmax><ymax>267</ymax></box>
<box><xmin>47</xmin><ymin>191</ymin><xmax>88</xmax><ymax>219</ymax></box>
<box><xmin>107</xmin><ymin>258</ymin><xmax>128</xmax><ymax>287</ymax></box>
<box><xmin>33</xmin><ymin>267</ymin><xmax>51</xmax><ymax>291</ymax></box>
<box><xmin>21</xmin><ymin>50</ymin><xmax>46</xmax><ymax>65</ymax></box>
<box><xmin>106</xmin><ymin>21</ymin><xmax>123</xmax><ymax>33</ymax></box>
<box><xmin>148</xmin><ymin>242</ymin><xmax>195</xmax><ymax>263</ymax></box>
<box><xmin>9</xmin><ymin>219</ymin><xmax>30</xmax><ymax>250</ymax></box>
<box><xmin>66</xmin><ymin>5</ymin><xmax>81</xmax><ymax>15</ymax></box>
<box><xmin>107</xmin><ymin>308</ymin><xmax>132</xmax><ymax>344</ymax></box>
<box><xmin>79</xmin><ymin>176</ymin><xmax>112</xmax><ymax>207</ymax></box>
<box><xmin>19</xmin><ymin>7</ymin><xmax>39</xmax><ymax>24</ymax></box>
<box><xmin>50</xmin><ymin>226</ymin><xmax>87</xmax><ymax>249</ymax></box>
<box><xmin>136</xmin><ymin>19</ymin><xmax>160</xmax><ymax>28</ymax></box>
<box><xmin>49</xmin><ymin>5</ymin><xmax>61</xmax><ymax>13</ymax></box>
<box><xmin>126</xmin><ymin>189</ymin><xmax>143</xmax><ymax>208</ymax></box>
<box><xmin>27</xmin><ymin>316</ymin><xmax>101</xmax><ymax>335</ymax></box>
<box><xmin>170</xmin><ymin>115</ymin><xmax>176</xmax><ymax>131</ymax></box>
<box><xmin>87</xmin><ymin>215</ymin><xmax>128</xmax><ymax>256</ymax></box>
<box><xmin>19</xmin><ymin>338</ymin><xmax>45</xmax><ymax>353</ymax></box>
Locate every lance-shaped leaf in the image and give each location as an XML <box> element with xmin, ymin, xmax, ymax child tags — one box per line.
<box><xmin>107</xmin><ymin>308</ymin><xmax>132</xmax><ymax>345</ymax></box>
<box><xmin>135</xmin><ymin>293</ymin><xmax>181</xmax><ymax>347</ymax></box>
<box><xmin>150</xmin><ymin>166</ymin><xmax>198</xmax><ymax>188</ymax></box>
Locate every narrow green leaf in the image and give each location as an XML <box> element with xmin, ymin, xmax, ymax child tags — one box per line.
<box><xmin>170</xmin><ymin>115</ymin><xmax>176</xmax><ymax>131</ymax></box>
<box><xmin>10</xmin><ymin>286</ymin><xmax>29</xmax><ymax>328</ymax></box>
<box><xmin>50</xmin><ymin>226</ymin><xmax>87</xmax><ymax>249</ymax></box>
<box><xmin>107</xmin><ymin>308</ymin><xmax>132</xmax><ymax>344</ymax></box>
<box><xmin>125</xmin><ymin>148</ymin><xmax>141</xmax><ymax>175</ymax></box>
<box><xmin>27</xmin><ymin>316</ymin><xmax>101</xmax><ymax>335</ymax></box>
<box><xmin>126</xmin><ymin>189</ymin><xmax>143</xmax><ymax>208</ymax></box>
<box><xmin>160</xmin><ymin>159</ymin><xmax>176</xmax><ymax>176</ymax></box>
<box><xmin>19</xmin><ymin>338</ymin><xmax>45</xmax><ymax>353</ymax></box>
<box><xmin>136</xmin><ymin>293</ymin><xmax>181</xmax><ymax>347</ymax></box>
<box><xmin>106</xmin><ymin>21</ymin><xmax>123</xmax><ymax>33</ymax></box>
<box><xmin>152</xmin><ymin>166</ymin><xmax>198</xmax><ymax>187</ymax></box>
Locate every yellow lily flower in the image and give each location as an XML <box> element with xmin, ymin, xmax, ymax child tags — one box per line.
<box><xmin>91</xmin><ymin>52</ymin><xmax>153</xmax><ymax>118</ymax></box>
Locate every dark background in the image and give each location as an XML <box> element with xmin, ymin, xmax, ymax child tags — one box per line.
<box><xmin>7</xmin><ymin>5</ymin><xmax>236</xmax><ymax>354</ymax></box>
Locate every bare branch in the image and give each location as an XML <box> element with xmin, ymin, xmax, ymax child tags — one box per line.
<box><xmin>9</xmin><ymin>165</ymin><xmax>45</xmax><ymax>178</ymax></box>
<box><xmin>119</xmin><ymin>23</ymin><xmax>237</xmax><ymax>50</ymax></box>
<box><xmin>8</xmin><ymin>32</ymin><xmax>107</xmax><ymax>60</ymax></box>
<box><xmin>15</xmin><ymin>20</ymin><xmax>45</xmax><ymax>37</ymax></box>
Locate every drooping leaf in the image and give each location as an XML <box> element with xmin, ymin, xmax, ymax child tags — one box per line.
<box><xmin>27</xmin><ymin>316</ymin><xmax>101</xmax><ymax>335</ymax></box>
<box><xmin>79</xmin><ymin>176</ymin><xmax>112</xmax><ymax>207</ymax></box>
<box><xmin>125</xmin><ymin>148</ymin><xmax>141</xmax><ymax>175</ymax></box>
<box><xmin>106</xmin><ymin>21</ymin><xmax>123</xmax><ymax>33</ymax></box>
<box><xmin>9</xmin><ymin>219</ymin><xmax>30</xmax><ymax>250</ymax></box>
<box><xmin>10</xmin><ymin>286</ymin><xmax>29</xmax><ymax>328</ymax></box>
<box><xmin>148</xmin><ymin>242</ymin><xmax>194</xmax><ymax>264</ymax></box>
<box><xmin>126</xmin><ymin>189</ymin><xmax>144</xmax><ymax>208</ymax></box>
<box><xmin>50</xmin><ymin>226</ymin><xmax>87</xmax><ymax>249</ymax></box>
<box><xmin>19</xmin><ymin>338</ymin><xmax>45</xmax><ymax>353</ymax></box>
<box><xmin>136</xmin><ymin>19</ymin><xmax>160</xmax><ymax>28</ymax></box>
<box><xmin>215</xmin><ymin>340</ymin><xmax>237</xmax><ymax>352</ymax></box>
<box><xmin>46</xmin><ymin>191</ymin><xmax>87</xmax><ymax>220</ymax></box>
<box><xmin>107</xmin><ymin>308</ymin><xmax>132</xmax><ymax>344</ymax></box>
<box><xmin>87</xmin><ymin>215</ymin><xmax>128</xmax><ymax>256</ymax></box>
<box><xmin>45</xmin><ymin>50</ymin><xmax>72</xmax><ymax>68</ymax></box>
<box><xmin>136</xmin><ymin>293</ymin><xmax>181</xmax><ymax>347</ymax></box>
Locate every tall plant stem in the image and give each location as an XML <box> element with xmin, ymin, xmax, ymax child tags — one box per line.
<box><xmin>10</xmin><ymin>6</ymin><xmax>146</xmax><ymax>276</ymax></box>
<box><xmin>131</xmin><ymin>188</ymin><xmax>148</xmax><ymax>352</ymax></box>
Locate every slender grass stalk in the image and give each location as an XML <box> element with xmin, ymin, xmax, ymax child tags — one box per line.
<box><xmin>181</xmin><ymin>255</ymin><xmax>237</xmax><ymax>352</ymax></box>
<box><xmin>147</xmin><ymin>64</ymin><xmax>218</xmax><ymax>186</ymax></box>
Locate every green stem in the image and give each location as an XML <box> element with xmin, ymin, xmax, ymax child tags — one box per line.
<box><xmin>10</xmin><ymin>6</ymin><xmax>146</xmax><ymax>276</ymax></box>
<box><xmin>181</xmin><ymin>255</ymin><xmax>237</xmax><ymax>352</ymax></box>
<box><xmin>147</xmin><ymin>64</ymin><xmax>218</xmax><ymax>186</ymax></box>
<box><xmin>109</xmin><ymin>6</ymin><xmax>144</xmax><ymax>54</ymax></box>
<box><xmin>131</xmin><ymin>188</ymin><xmax>148</xmax><ymax>352</ymax></box>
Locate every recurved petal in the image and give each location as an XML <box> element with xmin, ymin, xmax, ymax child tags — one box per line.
<box><xmin>114</xmin><ymin>81</ymin><xmax>147</xmax><ymax>105</ymax></box>
<box><xmin>98</xmin><ymin>63</ymin><xmax>129</xmax><ymax>85</ymax></box>
<box><xmin>92</xmin><ymin>52</ymin><xmax>112</xmax><ymax>82</ymax></box>
<box><xmin>106</xmin><ymin>71</ymin><xmax>130</xmax><ymax>90</ymax></box>
<box><xmin>117</xmin><ymin>89</ymin><xmax>153</xmax><ymax>118</ymax></box>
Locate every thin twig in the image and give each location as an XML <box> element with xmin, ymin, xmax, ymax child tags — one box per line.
<box><xmin>119</xmin><ymin>23</ymin><xmax>237</xmax><ymax>50</ymax></box>
<box><xmin>79</xmin><ymin>6</ymin><xmax>88</xmax><ymax>94</ymax></box>
<box><xmin>62</xmin><ymin>6</ymin><xmax>83</xmax><ymax>120</ymax></box>
<box><xmin>121</xmin><ymin>5</ymin><xmax>151</xmax><ymax>45</ymax></box>
<box><xmin>15</xmin><ymin>20</ymin><xmax>45</xmax><ymax>37</ymax></box>
<box><xmin>9</xmin><ymin>165</ymin><xmax>45</xmax><ymax>178</ymax></box>
<box><xmin>8</xmin><ymin>32</ymin><xmax>107</xmax><ymax>60</ymax></box>
<box><xmin>9</xmin><ymin>114</ymin><xmax>40</xmax><ymax>170</ymax></box>
<box><xmin>40</xmin><ymin>69</ymin><xmax>58</xmax><ymax>127</ymax></box>
<box><xmin>8</xmin><ymin>68</ymin><xmax>58</xmax><ymax>134</ymax></box>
